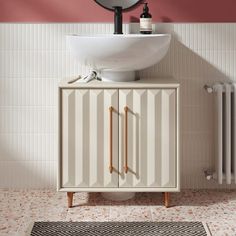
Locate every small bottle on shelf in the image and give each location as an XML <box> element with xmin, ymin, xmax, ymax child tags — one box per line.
<box><xmin>140</xmin><ymin>2</ymin><xmax>152</xmax><ymax>34</ymax></box>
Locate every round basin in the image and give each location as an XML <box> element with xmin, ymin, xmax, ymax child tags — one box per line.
<box><xmin>67</xmin><ymin>34</ymin><xmax>171</xmax><ymax>81</ymax></box>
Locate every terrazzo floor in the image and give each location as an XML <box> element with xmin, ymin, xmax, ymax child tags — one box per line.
<box><xmin>0</xmin><ymin>189</ymin><xmax>236</xmax><ymax>236</ymax></box>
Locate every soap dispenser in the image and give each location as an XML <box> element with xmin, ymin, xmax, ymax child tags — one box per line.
<box><xmin>140</xmin><ymin>2</ymin><xmax>152</xmax><ymax>34</ymax></box>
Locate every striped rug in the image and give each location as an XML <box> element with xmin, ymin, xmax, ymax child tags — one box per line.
<box><xmin>30</xmin><ymin>221</ymin><xmax>211</xmax><ymax>236</ymax></box>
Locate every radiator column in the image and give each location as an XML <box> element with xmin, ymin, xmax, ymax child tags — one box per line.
<box><xmin>234</xmin><ymin>84</ymin><xmax>236</xmax><ymax>184</ymax></box>
<box><xmin>225</xmin><ymin>84</ymin><xmax>231</xmax><ymax>184</ymax></box>
<box><xmin>216</xmin><ymin>85</ymin><xmax>223</xmax><ymax>184</ymax></box>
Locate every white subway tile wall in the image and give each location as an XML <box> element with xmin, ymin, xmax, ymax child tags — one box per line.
<box><xmin>0</xmin><ymin>23</ymin><xmax>235</xmax><ymax>189</ymax></box>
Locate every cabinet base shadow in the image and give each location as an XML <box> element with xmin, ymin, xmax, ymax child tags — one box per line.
<box><xmin>67</xmin><ymin>191</ymin><xmax>171</xmax><ymax>208</ymax></box>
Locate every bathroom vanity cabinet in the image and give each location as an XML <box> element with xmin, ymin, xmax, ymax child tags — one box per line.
<box><xmin>58</xmin><ymin>78</ymin><xmax>179</xmax><ymax>208</ymax></box>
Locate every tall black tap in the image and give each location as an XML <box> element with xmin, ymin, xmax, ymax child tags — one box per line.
<box><xmin>113</xmin><ymin>6</ymin><xmax>123</xmax><ymax>34</ymax></box>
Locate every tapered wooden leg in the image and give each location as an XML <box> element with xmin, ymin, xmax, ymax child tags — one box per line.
<box><xmin>164</xmin><ymin>192</ymin><xmax>170</xmax><ymax>208</ymax></box>
<box><xmin>67</xmin><ymin>192</ymin><xmax>74</xmax><ymax>208</ymax></box>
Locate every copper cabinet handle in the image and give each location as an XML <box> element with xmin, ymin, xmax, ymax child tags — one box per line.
<box><xmin>109</xmin><ymin>106</ymin><xmax>113</xmax><ymax>174</ymax></box>
<box><xmin>124</xmin><ymin>106</ymin><xmax>128</xmax><ymax>174</ymax></box>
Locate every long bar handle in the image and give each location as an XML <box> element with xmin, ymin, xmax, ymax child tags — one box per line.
<box><xmin>124</xmin><ymin>106</ymin><xmax>128</xmax><ymax>174</ymax></box>
<box><xmin>109</xmin><ymin>106</ymin><xmax>113</xmax><ymax>174</ymax></box>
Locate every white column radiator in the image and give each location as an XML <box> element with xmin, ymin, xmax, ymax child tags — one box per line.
<box><xmin>205</xmin><ymin>83</ymin><xmax>236</xmax><ymax>184</ymax></box>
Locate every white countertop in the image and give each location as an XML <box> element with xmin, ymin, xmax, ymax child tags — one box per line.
<box><xmin>59</xmin><ymin>77</ymin><xmax>179</xmax><ymax>89</ymax></box>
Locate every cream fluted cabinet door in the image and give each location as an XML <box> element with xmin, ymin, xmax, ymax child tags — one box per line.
<box><xmin>58</xmin><ymin>78</ymin><xmax>179</xmax><ymax>208</ymax></box>
<box><xmin>61</xmin><ymin>89</ymin><xmax>119</xmax><ymax>188</ymax></box>
<box><xmin>119</xmin><ymin>89</ymin><xmax>176</xmax><ymax>188</ymax></box>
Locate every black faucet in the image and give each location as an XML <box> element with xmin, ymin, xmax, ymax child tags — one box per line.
<box><xmin>113</xmin><ymin>6</ymin><xmax>123</xmax><ymax>34</ymax></box>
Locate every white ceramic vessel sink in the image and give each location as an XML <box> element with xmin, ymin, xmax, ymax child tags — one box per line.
<box><xmin>67</xmin><ymin>34</ymin><xmax>171</xmax><ymax>82</ymax></box>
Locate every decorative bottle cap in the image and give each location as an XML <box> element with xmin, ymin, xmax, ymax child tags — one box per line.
<box><xmin>143</xmin><ymin>3</ymin><xmax>149</xmax><ymax>13</ymax></box>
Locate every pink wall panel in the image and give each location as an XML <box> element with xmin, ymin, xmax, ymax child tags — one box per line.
<box><xmin>0</xmin><ymin>0</ymin><xmax>235</xmax><ymax>22</ymax></box>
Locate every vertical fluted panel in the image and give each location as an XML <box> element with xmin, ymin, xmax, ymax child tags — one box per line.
<box><xmin>120</xmin><ymin>89</ymin><xmax>148</xmax><ymax>187</ymax></box>
<box><xmin>89</xmin><ymin>90</ymin><xmax>104</xmax><ymax>186</ymax></box>
<box><xmin>119</xmin><ymin>89</ymin><xmax>176</xmax><ymax>188</ymax></box>
<box><xmin>103</xmin><ymin>90</ymin><xmax>119</xmax><ymax>187</ymax></box>
<box><xmin>75</xmin><ymin>90</ymin><xmax>89</xmax><ymax>186</ymax></box>
<box><xmin>61</xmin><ymin>89</ymin><xmax>118</xmax><ymax>188</ymax></box>
<box><xmin>147</xmin><ymin>89</ymin><xmax>162</xmax><ymax>186</ymax></box>
<box><xmin>133</xmin><ymin>89</ymin><xmax>147</xmax><ymax>187</ymax></box>
<box><xmin>62</xmin><ymin>90</ymin><xmax>75</xmax><ymax>186</ymax></box>
<box><xmin>161</xmin><ymin>89</ymin><xmax>176</xmax><ymax>187</ymax></box>
<box><xmin>119</xmin><ymin>89</ymin><xmax>133</xmax><ymax>187</ymax></box>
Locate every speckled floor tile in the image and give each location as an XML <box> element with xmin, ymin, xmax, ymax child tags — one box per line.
<box><xmin>110</xmin><ymin>206</ymin><xmax>152</xmax><ymax>221</ymax></box>
<box><xmin>192</xmin><ymin>206</ymin><xmax>226</xmax><ymax>221</ymax></box>
<box><xmin>0</xmin><ymin>217</ymin><xmax>25</xmax><ymax>235</ymax></box>
<box><xmin>0</xmin><ymin>190</ymin><xmax>32</xmax><ymax>235</ymax></box>
<box><xmin>66</xmin><ymin>206</ymin><xmax>110</xmax><ymax>222</ymax></box>
<box><xmin>1</xmin><ymin>189</ymin><xmax>236</xmax><ymax>236</ymax></box>
<box><xmin>207</xmin><ymin>220</ymin><xmax>236</xmax><ymax>236</ymax></box>
<box><xmin>151</xmin><ymin>206</ymin><xmax>196</xmax><ymax>221</ymax></box>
